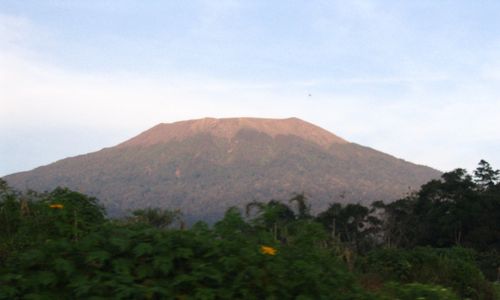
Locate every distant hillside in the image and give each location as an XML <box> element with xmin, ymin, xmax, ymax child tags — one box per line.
<box><xmin>4</xmin><ymin>117</ymin><xmax>441</xmax><ymax>222</ymax></box>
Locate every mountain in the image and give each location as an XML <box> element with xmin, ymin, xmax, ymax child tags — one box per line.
<box><xmin>4</xmin><ymin>117</ymin><xmax>440</xmax><ymax>222</ymax></box>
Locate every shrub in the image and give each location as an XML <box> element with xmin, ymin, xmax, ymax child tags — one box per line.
<box><xmin>359</xmin><ymin>247</ymin><xmax>496</xmax><ymax>299</ymax></box>
<box><xmin>379</xmin><ymin>282</ymin><xmax>459</xmax><ymax>300</ymax></box>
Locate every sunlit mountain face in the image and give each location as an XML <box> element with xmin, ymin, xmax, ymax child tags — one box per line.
<box><xmin>4</xmin><ymin>117</ymin><xmax>440</xmax><ymax>222</ymax></box>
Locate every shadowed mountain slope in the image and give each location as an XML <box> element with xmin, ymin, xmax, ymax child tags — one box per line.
<box><xmin>4</xmin><ymin>117</ymin><xmax>440</xmax><ymax>222</ymax></box>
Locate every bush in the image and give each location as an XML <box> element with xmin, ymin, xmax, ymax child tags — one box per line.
<box><xmin>1</xmin><ymin>209</ymin><xmax>371</xmax><ymax>299</ymax></box>
<box><xmin>359</xmin><ymin>247</ymin><xmax>497</xmax><ymax>299</ymax></box>
<box><xmin>379</xmin><ymin>282</ymin><xmax>459</xmax><ymax>300</ymax></box>
<box><xmin>0</xmin><ymin>187</ymin><xmax>106</xmax><ymax>265</ymax></box>
<box><xmin>476</xmin><ymin>250</ymin><xmax>500</xmax><ymax>281</ymax></box>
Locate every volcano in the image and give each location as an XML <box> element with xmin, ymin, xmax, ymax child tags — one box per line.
<box><xmin>4</xmin><ymin>117</ymin><xmax>440</xmax><ymax>222</ymax></box>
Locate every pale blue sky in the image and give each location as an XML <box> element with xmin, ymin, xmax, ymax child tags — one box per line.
<box><xmin>1</xmin><ymin>1</ymin><xmax>500</xmax><ymax>176</ymax></box>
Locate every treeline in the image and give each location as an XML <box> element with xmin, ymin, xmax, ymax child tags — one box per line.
<box><xmin>0</xmin><ymin>161</ymin><xmax>499</xmax><ymax>299</ymax></box>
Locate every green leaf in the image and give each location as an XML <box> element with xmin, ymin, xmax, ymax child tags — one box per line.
<box><xmin>0</xmin><ymin>285</ymin><xmax>18</xmax><ymax>299</ymax></box>
<box><xmin>24</xmin><ymin>292</ymin><xmax>58</xmax><ymax>300</ymax></box>
<box><xmin>153</xmin><ymin>256</ymin><xmax>173</xmax><ymax>274</ymax></box>
<box><xmin>20</xmin><ymin>249</ymin><xmax>45</xmax><ymax>266</ymax></box>
<box><xmin>68</xmin><ymin>275</ymin><xmax>93</xmax><ymax>297</ymax></box>
<box><xmin>174</xmin><ymin>247</ymin><xmax>193</xmax><ymax>259</ymax></box>
<box><xmin>135</xmin><ymin>264</ymin><xmax>153</xmax><ymax>279</ymax></box>
<box><xmin>109</xmin><ymin>236</ymin><xmax>130</xmax><ymax>252</ymax></box>
<box><xmin>133</xmin><ymin>243</ymin><xmax>154</xmax><ymax>257</ymax></box>
<box><xmin>53</xmin><ymin>258</ymin><xmax>74</xmax><ymax>276</ymax></box>
<box><xmin>85</xmin><ymin>250</ymin><xmax>110</xmax><ymax>266</ymax></box>
<box><xmin>112</xmin><ymin>258</ymin><xmax>133</xmax><ymax>275</ymax></box>
<box><xmin>33</xmin><ymin>271</ymin><xmax>57</xmax><ymax>287</ymax></box>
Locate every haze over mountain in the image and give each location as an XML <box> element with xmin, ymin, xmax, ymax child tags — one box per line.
<box><xmin>4</xmin><ymin>117</ymin><xmax>440</xmax><ymax>222</ymax></box>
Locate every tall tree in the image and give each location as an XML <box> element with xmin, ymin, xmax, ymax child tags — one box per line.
<box><xmin>246</xmin><ymin>200</ymin><xmax>295</xmax><ymax>241</ymax></box>
<box><xmin>289</xmin><ymin>192</ymin><xmax>311</xmax><ymax>220</ymax></box>
<box><xmin>473</xmin><ymin>159</ymin><xmax>499</xmax><ymax>190</ymax></box>
<box><xmin>317</xmin><ymin>202</ymin><xmax>379</xmax><ymax>252</ymax></box>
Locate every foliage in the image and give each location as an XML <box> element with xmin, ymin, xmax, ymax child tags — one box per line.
<box><xmin>386</xmin><ymin>163</ymin><xmax>500</xmax><ymax>251</ymax></box>
<box><xmin>1</xmin><ymin>160</ymin><xmax>499</xmax><ymax>299</ymax></box>
<box><xmin>316</xmin><ymin>202</ymin><xmax>380</xmax><ymax>253</ymax></box>
<box><xmin>0</xmin><ymin>184</ymin><xmax>105</xmax><ymax>264</ymax></box>
<box><xmin>476</xmin><ymin>250</ymin><xmax>500</xmax><ymax>282</ymax></box>
<box><xmin>0</xmin><ymin>203</ymin><xmax>370</xmax><ymax>299</ymax></box>
<box><xmin>493</xmin><ymin>283</ymin><xmax>500</xmax><ymax>299</ymax></box>
<box><xmin>378</xmin><ymin>282</ymin><xmax>459</xmax><ymax>300</ymax></box>
<box><xmin>129</xmin><ymin>207</ymin><xmax>183</xmax><ymax>229</ymax></box>
<box><xmin>359</xmin><ymin>247</ymin><xmax>497</xmax><ymax>299</ymax></box>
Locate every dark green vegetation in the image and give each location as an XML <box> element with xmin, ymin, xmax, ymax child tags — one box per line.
<box><xmin>4</xmin><ymin>117</ymin><xmax>440</xmax><ymax>221</ymax></box>
<box><xmin>1</xmin><ymin>161</ymin><xmax>499</xmax><ymax>299</ymax></box>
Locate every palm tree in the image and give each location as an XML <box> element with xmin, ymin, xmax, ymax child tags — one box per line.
<box><xmin>245</xmin><ymin>199</ymin><xmax>295</xmax><ymax>241</ymax></box>
<box><xmin>289</xmin><ymin>193</ymin><xmax>311</xmax><ymax>220</ymax></box>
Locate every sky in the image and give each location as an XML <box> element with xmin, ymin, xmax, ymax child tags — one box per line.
<box><xmin>1</xmin><ymin>0</ymin><xmax>500</xmax><ymax>176</ymax></box>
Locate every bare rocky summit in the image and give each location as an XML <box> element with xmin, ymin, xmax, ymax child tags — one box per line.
<box><xmin>4</xmin><ymin>117</ymin><xmax>441</xmax><ymax>222</ymax></box>
<box><xmin>118</xmin><ymin>117</ymin><xmax>348</xmax><ymax>148</ymax></box>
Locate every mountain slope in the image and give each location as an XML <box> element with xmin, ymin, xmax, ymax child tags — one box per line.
<box><xmin>4</xmin><ymin>117</ymin><xmax>440</xmax><ymax>222</ymax></box>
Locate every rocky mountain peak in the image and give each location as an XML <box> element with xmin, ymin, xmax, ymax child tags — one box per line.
<box><xmin>119</xmin><ymin>117</ymin><xmax>348</xmax><ymax>148</ymax></box>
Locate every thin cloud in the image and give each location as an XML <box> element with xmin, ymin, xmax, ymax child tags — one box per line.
<box><xmin>1</xmin><ymin>8</ymin><xmax>500</xmax><ymax>176</ymax></box>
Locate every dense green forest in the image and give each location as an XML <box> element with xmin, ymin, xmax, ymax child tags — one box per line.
<box><xmin>1</xmin><ymin>160</ymin><xmax>499</xmax><ymax>299</ymax></box>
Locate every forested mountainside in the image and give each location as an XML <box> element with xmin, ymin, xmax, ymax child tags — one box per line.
<box><xmin>4</xmin><ymin>118</ymin><xmax>440</xmax><ymax>221</ymax></box>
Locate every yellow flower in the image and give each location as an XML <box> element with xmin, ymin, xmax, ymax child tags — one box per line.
<box><xmin>260</xmin><ymin>245</ymin><xmax>277</xmax><ymax>256</ymax></box>
<box><xmin>49</xmin><ymin>204</ymin><xmax>64</xmax><ymax>209</ymax></box>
